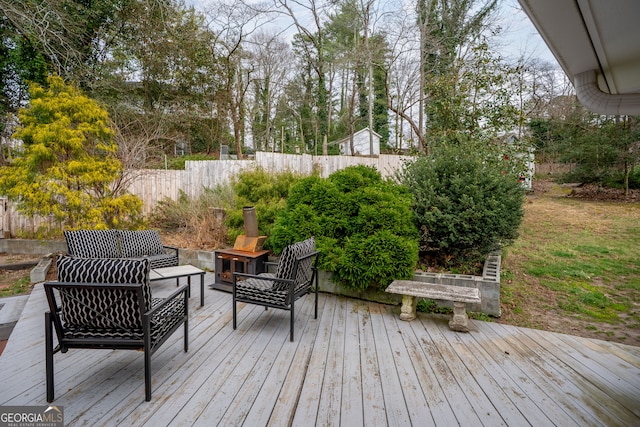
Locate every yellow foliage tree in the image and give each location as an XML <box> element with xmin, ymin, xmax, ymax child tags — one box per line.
<box><xmin>0</xmin><ymin>75</ymin><xmax>143</xmax><ymax>230</ymax></box>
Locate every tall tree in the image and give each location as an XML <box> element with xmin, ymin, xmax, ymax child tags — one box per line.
<box><xmin>419</xmin><ymin>0</ymin><xmax>498</xmax><ymax>149</ymax></box>
<box><xmin>206</xmin><ymin>0</ymin><xmax>274</xmax><ymax>158</ymax></box>
<box><xmin>276</xmin><ymin>0</ymin><xmax>331</xmax><ymax>154</ymax></box>
<box><xmin>323</xmin><ymin>0</ymin><xmax>390</xmax><ymax>153</ymax></box>
<box><xmin>0</xmin><ymin>0</ymin><xmax>129</xmax><ymax>158</ymax></box>
<box><xmin>384</xmin><ymin>8</ymin><xmax>425</xmax><ymax>151</ymax></box>
<box><xmin>426</xmin><ymin>40</ymin><xmax>520</xmax><ymax>144</ymax></box>
<box><xmin>0</xmin><ymin>0</ymin><xmax>132</xmax><ymax>86</ymax></box>
<box><xmin>0</xmin><ymin>76</ymin><xmax>143</xmax><ymax>229</ymax></box>
<box><xmin>95</xmin><ymin>0</ymin><xmax>222</xmax><ymax>165</ymax></box>
<box><xmin>248</xmin><ymin>31</ymin><xmax>293</xmax><ymax>152</ymax></box>
<box><xmin>0</xmin><ymin>16</ymin><xmax>49</xmax><ymax>163</ymax></box>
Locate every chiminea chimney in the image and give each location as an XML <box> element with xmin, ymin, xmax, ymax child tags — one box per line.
<box><xmin>233</xmin><ymin>206</ymin><xmax>266</xmax><ymax>252</ymax></box>
<box><xmin>243</xmin><ymin>207</ymin><xmax>259</xmax><ymax>237</ymax></box>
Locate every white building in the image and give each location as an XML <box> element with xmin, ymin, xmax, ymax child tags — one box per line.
<box><xmin>332</xmin><ymin>128</ymin><xmax>381</xmax><ymax>156</ymax></box>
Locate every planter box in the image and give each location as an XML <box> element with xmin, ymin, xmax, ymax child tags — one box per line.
<box><xmin>0</xmin><ymin>238</ymin><xmax>67</xmax><ymax>255</ymax></box>
<box><xmin>409</xmin><ymin>252</ymin><xmax>501</xmax><ymax>317</ymax></box>
<box><xmin>317</xmin><ymin>251</ymin><xmax>502</xmax><ymax>317</ymax></box>
<box><xmin>317</xmin><ymin>269</ymin><xmax>402</xmax><ymax>306</ymax></box>
<box><xmin>178</xmin><ymin>248</ymin><xmax>217</xmax><ymax>271</ymax></box>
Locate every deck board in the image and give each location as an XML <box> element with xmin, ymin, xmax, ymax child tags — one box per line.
<box><xmin>472</xmin><ymin>319</ymin><xmax>586</xmax><ymax>426</ymax></box>
<box><xmin>453</xmin><ymin>324</ymin><xmax>554</xmax><ymax>426</ymax></box>
<box><xmin>316</xmin><ymin>296</ymin><xmax>346</xmax><ymax>426</ymax></box>
<box><xmin>512</xmin><ymin>326</ymin><xmax>636</xmax><ymax>426</ymax></box>
<box><xmin>290</xmin><ymin>290</ymin><xmax>337</xmax><ymax>426</ymax></box>
<box><xmin>476</xmin><ymin>320</ymin><xmax>623</xmax><ymax>426</ymax></box>
<box><xmin>340</xmin><ymin>298</ymin><xmax>364</xmax><ymax>426</ymax></box>
<box><xmin>400</xmin><ymin>314</ymin><xmax>457</xmax><ymax>425</ymax></box>
<box><xmin>436</xmin><ymin>321</ymin><xmax>533</xmax><ymax>426</ymax></box>
<box><xmin>1</xmin><ymin>275</ymin><xmax>639</xmax><ymax>426</ymax></box>
<box><xmin>218</xmin><ymin>296</ymin><xmax>317</xmax><ymax>426</ymax></box>
<box><xmin>423</xmin><ymin>312</ymin><xmax>507</xmax><ymax>425</ymax></box>
<box><xmin>414</xmin><ymin>315</ymin><xmax>482</xmax><ymax>425</ymax></box>
<box><xmin>380</xmin><ymin>304</ymin><xmax>435</xmax><ymax>426</ymax></box>
<box><xmin>357</xmin><ymin>301</ymin><xmax>387</xmax><ymax>427</ymax></box>
<box><xmin>369</xmin><ymin>302</ymin><xmax>413</xmax><ymax>426</ymax></box>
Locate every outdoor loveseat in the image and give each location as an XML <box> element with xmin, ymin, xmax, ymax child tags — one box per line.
<box><xmin>232</xmin><ymin>237</ymin><xmax>319</xmax><ymax>341</ymax></box>
<box><xmin>44</xmin><ymin>255</ymin><xmax>189</xmax><ymax>402</ymax></box>
<box><xmin>64</xmin><ymin>229</ymin><xmax>179</xmax><ymax>269</ymax></box>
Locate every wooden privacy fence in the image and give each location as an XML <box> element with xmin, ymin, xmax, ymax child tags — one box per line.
<box><xmin>127</xmin><ymin>152</ymin><xmax>412</xmax><ymax>214</ymax></box>
<box><xmin>1</xmin><ymin>152</ymin><xmax>413</xmax><ymax>237</ymax></box>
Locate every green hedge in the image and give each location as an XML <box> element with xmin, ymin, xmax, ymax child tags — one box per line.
<box><xmin>398</xmin><ymin>144</ymin><xmax>526</xmax><ymax>269</ymax></box>
<box><xmin>226</xmin><ymin>168</ymin><xmax>303</xmax><ymax>249</ymax></box>
<box><xmin>270</xmin><ymin>165</ymin><xmax>418</xmax><ymax>291</ymax></box>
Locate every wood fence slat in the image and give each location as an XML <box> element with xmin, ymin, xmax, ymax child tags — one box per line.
<box><xmin>3</xmin><ymin>152</ymin><xmax>408</xmax><ymax>236</ymax></box>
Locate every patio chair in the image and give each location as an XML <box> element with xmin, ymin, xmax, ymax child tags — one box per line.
<box><xmin>232</xmin><ymin>237</ymin><xmax>319</xmax><ymax>341</ymax></box>
<box><xmin>44</xmin><ymin>255</ymin><xmax>189</xmax><ymax>402</ymax></box>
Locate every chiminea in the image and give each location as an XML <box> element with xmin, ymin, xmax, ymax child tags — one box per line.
<box><xmin>233</xmin><ymin>207</ymin><xmax>266</xmax><ymax>252</ymax></box>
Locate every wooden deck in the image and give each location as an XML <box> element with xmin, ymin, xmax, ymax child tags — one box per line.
<box><xmin>1</xmin><ymin>275</ymin><xmax>639</xmax><ymax>426</ymax></box>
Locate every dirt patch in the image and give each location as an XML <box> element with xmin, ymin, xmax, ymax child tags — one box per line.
<box><xmin>566</xmin><ymin>183</ymin><xmax>640</xmax><ymax>202</ymax></box>
<box><xmin>0</xmin><ymin>254</ymin><xmax>50</xmax><ymax>294</ymax></box>
<box><xmin>531</xmin><ymin>179</ymin><xmax>640</xmax><ymax>202</ymax></box>
<box><xmin>0</xmin><ymin>254</ymin><xmax>57</xmax><ymax>292</ymax></box>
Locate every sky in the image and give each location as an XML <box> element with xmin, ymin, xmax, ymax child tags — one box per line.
<box><xmin>185</xmin><ymin>0</ymin><xmax>560</xmax><ymax>68</ymax></box>
<box><xmin>498</xmin><ymin>0</ymin><xmax>558</xmax><ymax>66</ymax></box>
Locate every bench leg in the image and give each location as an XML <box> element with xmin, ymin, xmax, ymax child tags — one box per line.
<box><xmin>449</xmin><ymin>301</ymin><xmax>470</xmax><ymax>332</ymax></box>
<box><xmin>399</xmin><ymin>295</ymin><xmax>417</xmax><ymax>321</ymax></box>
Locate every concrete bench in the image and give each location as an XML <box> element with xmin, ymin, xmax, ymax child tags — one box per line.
<box><xmin>386</xmin><ymin>280</ymin><xmax>481</xmax><ymax>332</ymax></box>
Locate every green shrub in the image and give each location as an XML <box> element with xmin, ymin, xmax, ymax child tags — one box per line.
<box><xmin>227</xmin><ymin>168</ymin><xmax>305</xmax><ymax>248</ymax></box>
<box><xmin>270</xmin><ymin>165</ymin><xmax>418</xmax><ymax>291</ymax></box>
<box><xmin>165</xmin><ymin>154</ymin><xmax>217</xmax><ymax>170</ymax></box>
<box><xmin>0</xmin><ymin>75</ymin><xmax>144</xmax><ymax>230</ymax></box>
<box><xmin>398</xmin><ymin>144</ymin><xmax>526</xmax><ymax>269</ymax></box>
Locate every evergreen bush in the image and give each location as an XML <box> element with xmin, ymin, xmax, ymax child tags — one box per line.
<box><xmin>398</xmin><ymin>144</ymin><xmax>526</xmax><ymax>270</ymax></box>
<box><xmin>270</xmin><ymin>165</ymin><xmax>418</xmax><ymax>291</ymax></box>
<box><xmin>226</xmin><ymin>168</ymin><xmax>304</xmax><ymax>248</ymax></box>
<box><xmin>0</xmin><ymin>75</ymin><xmax>143</xmax><ymax>230</ymax></box>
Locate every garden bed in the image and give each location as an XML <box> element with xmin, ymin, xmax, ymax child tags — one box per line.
<box><xmin>318</xmin><ymin>252</ymin><xmax>501</xmax><ymax>317</ymax></box>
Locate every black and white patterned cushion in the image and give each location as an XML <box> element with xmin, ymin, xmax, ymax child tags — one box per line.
<box><xmin>64</xmin><ymin>230</ymin><xmax>120</xmax><ymax>258</ymax></box>
<box><xmin>62</xmin><ymin>297</ymin><xmax>185</xmax><ymax>343</ymax></box>
<box><xmin>118</xmin><ymin>230</ymin><xmax>165</xmax><ymax>257</ymax></box>
<box><xmin>235</xmin><ymin>239</ymin><xmax>315</xmax><ymax>304</ymax></box>
<box><xmin>146</xmin><ymin>253</ymin><xmax>178</xmax><ymax>269</ymax></box>
<box><xmin>272</xmin><ymin>237</ymin><xmax>315</xmax><ymax>292</ymax></box>
<box><xmin>56</xmin><ymin>256</ymin><xmax>151</xmax><ymax>329</ymax></box>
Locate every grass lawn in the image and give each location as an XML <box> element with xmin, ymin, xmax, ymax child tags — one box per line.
<box><xmin>500</xmin><ymin>180</ymin><xmax>640</xmax><ymax>346</ymax></box>
<box><xmin>0</xmin><ymin>255</ymin><xmax>40</xmax><ymax>297</ymax></box>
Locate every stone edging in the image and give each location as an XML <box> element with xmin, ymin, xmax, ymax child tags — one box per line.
<box><xmin>409</xmin><ymin>252</ymin><xmax>501</xmax><ymax>316</ymax></box>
